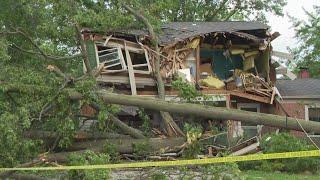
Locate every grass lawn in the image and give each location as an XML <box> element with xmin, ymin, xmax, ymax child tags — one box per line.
<box><xmin>242</xmin><ymin>170</ymin><xmax>320</xmax><ymax>180</ymax></box>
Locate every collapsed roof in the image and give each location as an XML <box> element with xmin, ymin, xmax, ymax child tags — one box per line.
<box><xmin>159</xmin><ymin>21</ymin><xmax>269</xmax><ymax>45</ymax></box>
<box><xmin>104</xmin><ymin>21</ymin><xmax>270</xmax><ymax>45</ymax></box>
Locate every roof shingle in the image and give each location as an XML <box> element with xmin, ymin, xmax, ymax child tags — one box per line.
<box><xmin>159</xmin><ymin>21</ymin><xmax>269</xmax><ymax>45</ymax></box>
<box><xmin>276</xmin><ymin>78</ymin><xmax>320</xmax><ymax>97</ymax></box>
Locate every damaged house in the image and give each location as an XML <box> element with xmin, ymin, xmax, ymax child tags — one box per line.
<box><xmin>81</xmin><ymin>21</ymin><xmax>283</xmax><ymax>141</ymax></box>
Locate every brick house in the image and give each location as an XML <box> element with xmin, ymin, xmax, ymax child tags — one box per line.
<box><xmin>275</xmin><ymin>71</ymin><xmax>320</xmax><ymax>136</ymax></box>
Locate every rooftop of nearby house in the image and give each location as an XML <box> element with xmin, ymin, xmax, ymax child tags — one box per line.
<box><xmin>276</xmin><ymin>78</ymin><xmax>320</xmax><ymax>98</ymax></box>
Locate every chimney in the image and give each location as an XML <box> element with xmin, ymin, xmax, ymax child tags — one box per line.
<box><xmin>299</xmin><ymin>67</ymin><xmax>310</xmax><ymax>79</ymax></box>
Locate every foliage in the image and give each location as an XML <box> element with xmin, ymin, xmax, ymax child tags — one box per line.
<box><xmin>138</xmin><ymin>108</ymin><xmax>152</xmax><ymax>136</ymax></box>
<box><xmin>103</xmin><ymin>141</ymin><xmax>120</xmax><ymax>162</ymax></box>
<box><xmin>150</xmin><ymin>171</ymin><xmax>168</xmax><ymax>180</ymax></box>
<box><xmin>242</xmin><ymin>170</ymin><xmax>320</xmax><ymax>180</ymax></box>
<box><xmin>68</xmin><ymin>150</ymin><xmax>110</xmax><ymax>179</ymax></box>
<box><xmin>239</xmin><ymin>133</ymin><xmax>320</xmax><ymax>173</ymax></box>
<box><xmin>203</xmin><ymin>163</ymin><xmax>242</xmax><ymax>180</ymax></box>
<box><xmin>182</xmin><ymin>123</ymin><xmax>203</xmax><ymax>158</ymax></box>
<box><xmin>0</xmin><ymin>113</ymin><xmax>42</xmax><ymax>167</ymax></box>
<box><xmin>132</xmin><ymin>141</ymin><xmax>150</xmax><ymax>156</ymax></box>
<box><xmin>172</xmin><ymin>77</ymin><xmax>203</xmax><ymax>102</ymax></box>
<box><xmin>126</xmin><ymin>0</ymin><xmax>287</xmax><ymax>22</ymax></box>
<box><xmin>289</xmin><ymin>6</ymin><xmax>320</xmax><ymax>77</ymax></box>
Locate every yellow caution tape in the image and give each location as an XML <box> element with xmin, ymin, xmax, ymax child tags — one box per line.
<box><xmin>1</xmin><ymin>150</ymin><xmax>319</xmax><ymax>171</ymax></box>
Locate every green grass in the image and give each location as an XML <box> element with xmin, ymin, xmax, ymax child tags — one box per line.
<box><xmin>242</xmin><ymin>170</ymin><xmax>320</xmax><ymax>180</ymax></box>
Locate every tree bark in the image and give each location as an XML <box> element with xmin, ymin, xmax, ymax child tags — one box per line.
<box><xmin>75</xmin><ymin>23</ymin><xmax>92</xmax><ymax>74</ymax></box>
<box><xmin>109</xmin><ymin>115</ymin><xmax>146</xmax><ymax>139</ymax></box>
<box><xmin>90</xmin><ymin>103</ymin><xmax>146</xmax><ymax>139</ymax></box>
<box><xmin>69</xmin><ymin>91</ymin><xmax>320</xmax><ymax>134</ymax></box>
<box><xmin>46</xmin><ymin>137</ymin><xmax>185</xmax><ymax>163</ymax></box>
<box><xmin>23</xmin><ymin>130</ymin><xmax>131</xmax><ymax>141</ymax></box>
<box><xmin>121</xmin><ymin>3</ymin><xmax>184</xmax><ymax>137</ymax></box>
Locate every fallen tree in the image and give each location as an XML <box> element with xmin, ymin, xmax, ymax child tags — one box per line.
<box><xmin>45</xmin><ymin>137</ymin><xmax>185</xmax><ymax>163</ymax></box>
<box><xmin>69</xmin><ymin>91</ymin><xmax>320</xmax><ymax>134</ymax></box>
<box><xmin>122</xmin><ymin>3</ymin><xmax>184</xmax><ymax>137</ymax></box>
<box><xmin>23</xmin><ymin>130</ymin><xmax>131</xmax><ymax>141</ymax></box>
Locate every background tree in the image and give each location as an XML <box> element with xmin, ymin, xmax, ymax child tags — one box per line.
<box><xmin>129</xmin><ymin>0</ymin><xmax>287</xmax><ymax>22</ymax></box>
<box><xmin>289</xmin><ymin>5</ymin><xmax>320</xmax><ymax>78</ymax></box>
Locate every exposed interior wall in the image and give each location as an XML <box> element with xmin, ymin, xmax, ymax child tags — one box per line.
<box><xmin>255</xmin><ymin>46</ymin><xmax>270</xmax><ymax>82</ymax></box>
<box><xmin>200</xmin><ymin>49</ymin><xmax>243</xmax><ymax>80</ymax></box>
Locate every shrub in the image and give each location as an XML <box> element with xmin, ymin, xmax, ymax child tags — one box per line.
<box><xmin>68</xmin><ymin>151</ymin><xmax>110</xmax><ymax>179</ymax></box>
<box><xmin>239</xmin><ymin>132</ymin><xmax>320</xmax><ymax>173</ymax></box>
<box><xmin>182</xmin><ymin>123</ymin><xmax>203</xmax><ymax>158</ymax></box>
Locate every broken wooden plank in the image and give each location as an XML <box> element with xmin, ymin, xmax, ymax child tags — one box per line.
<box><xmin>125</xmin><ymin>42</ymin><xmax>137</xmax><ymax>95</ymax></box>
<box><xmin>96</xmin><ymin>75</ymin><xmax>156</xmax><ymax>86</ymax></box>
<box><xmin>270</xmin><ymin>87</ymin><xmax>276</xmax><ymax>104</ymax></box>
<box><xmin>196</xmin><ymin>45</ymin><xmax>200</xmax><ymax>82</ymax></box>
<box><xmin>103</xmin><ymin>35</ymin><xmax>112</xmax><ymax>46</ymax></box>
<box><xmin>272</xmin><ymin>51</ymin><xmax>294</xmax><ymax>61</ymax></box>
<box><xmin>231</xmin><ymin>142</ymin><xmax>259</xmax><ymax>156</ymax></box>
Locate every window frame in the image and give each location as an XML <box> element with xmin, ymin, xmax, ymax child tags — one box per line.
<box><xmin>305</xmin><ymin>104</ymin><xmax>320</xmax><ymax>121</ymax></box>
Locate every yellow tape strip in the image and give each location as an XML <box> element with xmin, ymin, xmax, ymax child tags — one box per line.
<box><xmin>1</xmin><ymin>150</ymin><xmax>319</xmax><ymax>171</ymax></box>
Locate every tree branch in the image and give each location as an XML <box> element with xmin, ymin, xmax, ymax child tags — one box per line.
<box><xmin>75</xmin><ymin>23</ymin><xmax>92</xmax><ymax>74</ymax></box>
<box><xmin>122</xmin><ymin>3</ymin><xmax>184</xmax><ymax>137</ymax></box>
<box><xmin>9</xmin><ymin>40</ymin><xmax>82</xmax><ymax>61</ymax></box>
<box><xmin>2</xmin><ymin>27</ymin><xmax>82</xmax><ymax>61</ymax></box>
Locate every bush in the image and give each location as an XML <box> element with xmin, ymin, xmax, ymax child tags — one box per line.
<box><xmin>239</xmin><ymin>133</ymin><xmax>320</xmax><ymax>173</ymax></box>
<box><xmin>204</xmin><ymin>163</ymin><xmax>242</xmax><ymax>180</ymax></box>
<box><xmin>68</xmin><ymin>151</ymin><xmax>110</xmax><ymax>179</ymax></box>
<box><xmin>182</xmin><ymin>123</ymin><xmax>203</xmax><ymax>158</ymax></box>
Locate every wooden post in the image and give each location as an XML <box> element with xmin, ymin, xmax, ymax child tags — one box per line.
<box><xmin>196</xmin><ymin>45</ymin><xmax>200</xmax><ymax>83</ymax></box>
<box><xmin>226</xmin><ymin>94</ymin><xmax>233</xmax><ymax>146</ymax></box>
<box><xmin>125</xmin><ymin>42</ymin><xmax>137</xmax><ymax>95</ymax></box>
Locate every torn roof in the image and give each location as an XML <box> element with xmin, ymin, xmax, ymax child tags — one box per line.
<box><xmin>102</xmin><ymin>21</ymin><xmax>270</xmax><ymax>45</ymax></box>
<box><xmin>159</xmin><ymin>21</ymin><xmax>269</xmax><ymax>45</ymax></box>
<box><xmin>276</xmin><ymin>79</ymin><xmax>320</xmax><ymax>98</ymax></box>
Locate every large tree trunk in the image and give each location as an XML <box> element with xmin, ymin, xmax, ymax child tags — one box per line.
<box><xmin>46</xmin><ymin>137</ymin><xmax>185</xmax><ymax>163</ymax></box>
<box><xmin>23</xmin><ymin>131</ymin><xmax>131</xmax><ymax>141</ymax></box>
<box><xmin>69</xmin><ymin>91</ymin><xmax>320</xmax><ymax>134</ymax></box>
<box><xmin>90</xmin><ymin>103</ymin><xmax>146</xmax><ymax>139</ymax></box>
<box><xmin>121</xmin><ymin>3</ymin><xmax>184</xmax><ymax>137</ymax></box>
<box><xmin>109</xmin><ymin>114</ymin><xmax>146</xmax><ymax>139</ymax></box>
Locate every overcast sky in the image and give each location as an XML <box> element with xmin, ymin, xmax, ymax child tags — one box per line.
<box><xmin>267</xmin><ymin>0</ymin><xmax>320</xmax><ymax>52</ymax></box>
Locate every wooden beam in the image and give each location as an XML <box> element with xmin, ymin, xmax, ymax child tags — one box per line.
<box><xmin>196</xmin><ymin>44</ymin><xmax>200</xmax><ymax>82</ymax></box>
<box><xmin>125</xmin><ymin>42</ymin><xmax>137</xmax><ymax>95</ymax></box>
<box><xmin>270</xmin><ymin>32</ymin><xmax>280</xmax><ymax>41</ymax></box>
<box><xmin>96</xmin><ymin>75</ymin><xmax>156</xmax><ymax>86</ymax></box>
<box><xmin>272</xmin><ymin>51</ymin><xmax>294</xmax><ymax>61</ymax></box>
<box><xmin>276</xmin><ymin>67</ymin><xmax>287</xmax><ymax>74</ymax></box>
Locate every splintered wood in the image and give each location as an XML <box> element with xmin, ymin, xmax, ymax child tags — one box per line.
<box><xmin>159</xmin><ymin>48</ymin><xmax>193</xmax><ymax>78</ymax></box>
<box><xmin>240</xmin><ymin>73</ymin><xmax>274</xmax><ymax>99</ymax></box>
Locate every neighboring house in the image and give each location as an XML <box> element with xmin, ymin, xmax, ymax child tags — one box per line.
<box><xmin>276</xmin><ymin>75</ymin><xmax>320</xmax><ymax>125</ymax></box>
<box><xmin>81</xmin><ymin>21</ymin><xmax>292</xmax><ymax>139</ymax></box>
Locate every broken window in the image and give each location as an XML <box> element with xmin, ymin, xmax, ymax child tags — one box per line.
<box><xmin>96</xmin><ymin>46</ymin><xmax>127</xmax><ymax>73</ymax></box>
<box><xmin>95</xmin><ymin>38</ymin><xmax>151</xmax><ymax>75</ymax></box>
